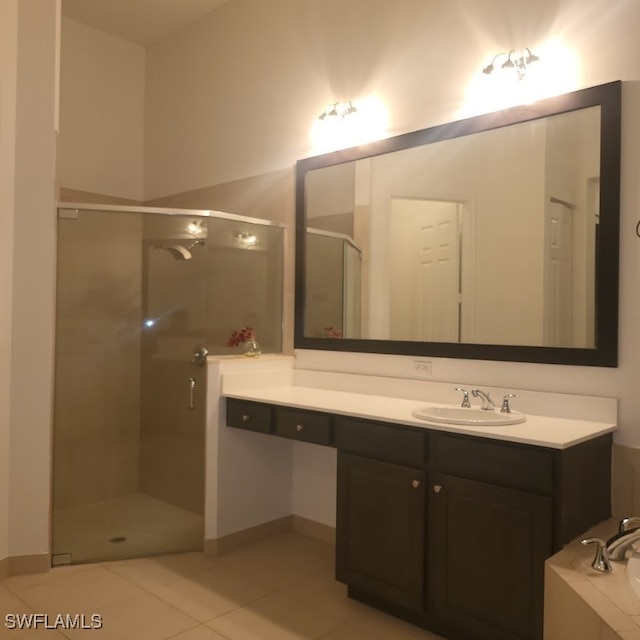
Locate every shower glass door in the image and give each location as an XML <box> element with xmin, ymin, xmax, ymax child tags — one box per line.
<box><xmin>52</xmin><ymin>208</ymin><xmax>208</xmax><ymax>564</ymax></box>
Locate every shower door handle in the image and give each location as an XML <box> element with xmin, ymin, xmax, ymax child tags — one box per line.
<box><xmin>188</xmin><ymin>377</ymin><xmax>196</xmax><ymax>411</ymax></box>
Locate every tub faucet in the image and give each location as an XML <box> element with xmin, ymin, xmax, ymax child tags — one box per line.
<box><xmin>581</xmin><ymin>538</ymin><xmax>612</xmax><ymax>572</ymax></box>
<box><xmin>605</xmin><ymin>517</ymin><xmax>640</xmax><ymax>561</ymax></box>
<box><xmin>471</xmin><ymin>388</ymin><xmax>495</xmax><ymax>411</ymax></box>
<box><xmin>581</xmin><ymin>517</ymin><xmax>640</xmax><ymax>571</ymax></box>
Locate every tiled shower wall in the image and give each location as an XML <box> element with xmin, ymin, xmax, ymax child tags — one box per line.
<box><xmin>54</xmin><ymin>211</ymin><xmax>143</xmax><ymax>510</ymax></box>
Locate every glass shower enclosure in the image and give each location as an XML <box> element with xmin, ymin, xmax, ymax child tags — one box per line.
<box><xmin>52</xmin><ymin>204</ymin><xmax>284</xmax><ymax>564</ymax></box>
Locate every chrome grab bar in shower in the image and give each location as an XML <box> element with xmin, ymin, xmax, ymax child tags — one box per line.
<box><xmin>188</xmin><ymin>377</ymin><xmax>196</xmax><ymax>411</ymax></box>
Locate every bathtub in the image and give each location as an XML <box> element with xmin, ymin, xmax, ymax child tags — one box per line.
<box><xmin>626</xmin><ymin>552</ymin><xmax>640</xmax><ymax>607</ymax></box>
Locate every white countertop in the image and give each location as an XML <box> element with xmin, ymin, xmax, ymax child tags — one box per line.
<box><xmin>223</xmin><ymin>384</ymin><xmax>616</xmax><ymax>449</ymax></box>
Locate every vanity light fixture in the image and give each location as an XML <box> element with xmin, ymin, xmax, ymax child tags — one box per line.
<box><xmin>318</xmin><ymin>101</ymin><xmax>358</xmax><ymax>121</ymax></box>
<box><xmin>311</xmin><ymin>96</ymin><xmax>387</xmax><ymax>153</ymax></box>
<box><xmin>482</xmin><ymin>48</ymin><xmax>539</xmax><ymax>80</ymax></box>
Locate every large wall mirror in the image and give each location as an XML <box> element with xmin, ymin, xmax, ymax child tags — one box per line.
<box><xmin>295</xmin><ymin>82</ymin><xmax>621</xmax><ymax>366</ymax></box>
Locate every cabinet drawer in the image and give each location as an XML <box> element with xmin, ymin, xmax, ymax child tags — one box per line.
<box><xmin>275</xmin><ymin>407</ymin><xmax>332</xmax><ymax>445</ymax></box>
<box><xmin>432</xmin><ymin>432</ymin><xmax>554</xmax><ymax>494</ymax></box>
<box><xmin>226</xmin><ymin>398</ymin><xmax>273</xmax><ymax>434</ymax></box>
<box><xmin>334</xmin><ymin>416</ymin><xmax>426</xmax><ymax>465</ymax></box>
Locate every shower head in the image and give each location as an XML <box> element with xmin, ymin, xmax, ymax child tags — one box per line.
<box><xmin>155</xmin><ymin>244</ymin><xmax>193</xmax><ymax>260</ymax></box>
<box><xmin>153</xmin><ymin>238</ymin><xmax>206</xmax><ymax>261</ymax></box>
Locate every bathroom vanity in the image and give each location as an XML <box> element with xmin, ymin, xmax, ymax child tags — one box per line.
<box><xmin>223</xmin><ymin>376</ymin><xmax>614</xmax><ymax>640</ymax></box>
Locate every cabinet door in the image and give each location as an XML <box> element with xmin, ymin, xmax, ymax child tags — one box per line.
<box><xmin>429</xmin><ymin>474</ymin><xmax>552</xmax><ymax>640</ymax></box>
<box><xmin>336</xmin><ymin>453</ymin><xmax>426</xmax><ymax>611</ymax></box>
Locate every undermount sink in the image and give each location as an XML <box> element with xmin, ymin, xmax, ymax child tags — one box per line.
<box><xmin>411</xmin><ymin>405</ymin><xmax>526</xmax><ymax>426</ymax></box>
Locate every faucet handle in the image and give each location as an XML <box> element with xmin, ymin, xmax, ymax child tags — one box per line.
<box><xmin>581</xmin><ymin>538</ymin><xmax>612</xmax><ymax>572</ymax></box>
<box><xmin>454</xmin><ymin>387</ymin><xmax>471</xmax><ymax>408</ymax></box>
<box><xmin>619</xmin><ymin>517</ymin><xmax>640</xmax><ymax>534</ymax></box>
<box><xmin>501</xmin><ymin>393</ymin><xmax>519</xmax><ymax>414</ymax></box>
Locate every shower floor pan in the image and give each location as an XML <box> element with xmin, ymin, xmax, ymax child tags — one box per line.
<box><xmin>52</xmin><ymin>492</ymin><xmax>203</xmax><ymax>564</ymax></box>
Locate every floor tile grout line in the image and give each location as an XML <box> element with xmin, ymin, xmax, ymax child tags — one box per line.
<box><xmin>9</xmin><ymin>565</ymin><xmax>155</xmax><ymax>620</ymax></box>
<box><xmin>199</xmin><ymin>572</ymin><xmax>368</xmax><ymax>637</ymax></box>
<box><xmin>265</xmin><ymin>570</ymin><xmax>370</xmax><ymax>625</ymax></box>
<box><xmin>164</xmin><ymin>621</ymin><xmax>233</xmax><ymax>640</ymax></box>
<box><xmin>315</xmin><ymin>616</ymin><xmax>357</xmax><ymax>640</ymax></box>
<box><xmin>96</xmin><ymin>581</ymin><xmax>206</xmax><ymax>627</ymax></box>
<box><xmin>98</xmin><ymin>555</ymin><xmax>220</xmax><ymax>591</ymax></box>
<box><xmin>1</xmin><ymin>532</ymin><xmax>364</xmax><ymax>640</ymax></box>
<box><xmin>0</xmin><ymin>563</ymin><xmax>97</xmax><ymax>595</ymax></box>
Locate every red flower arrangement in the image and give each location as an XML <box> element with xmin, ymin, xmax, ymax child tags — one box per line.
<box><xmin>324</xmin><ymin>326</ymin><xmax>343</xmax><ymax>338</ymax></box>
<box><xmin>226</xmin><ymin>326</ymin><xmax>256</xmax><ymax>347</ymax></box>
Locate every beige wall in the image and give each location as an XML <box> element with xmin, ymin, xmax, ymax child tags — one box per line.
<box><xmin>8</xmin><ymin>0</ymin><xmax>59</xmax><ymax>565</ymax></box>
<box><xmin>142</xmin><ymin>0</ymin><xmax>640</xmax><ymax>198</ymax></box>
<box><xmin>143</xmin><ymin>0</ymin><xmax>313</xmax><ymax>199</ymax></box>
<box><xmin>58</xmin><ymin>18</ymin><xmax>145</xmax><ymax>201</ymax></box>
<box><xmin>0</xmin><ymin>0</ymin><xmax>19</xmax><ymax>570</ymax></box>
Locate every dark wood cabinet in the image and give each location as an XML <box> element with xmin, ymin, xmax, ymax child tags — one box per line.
<box><xmin>226</xmin><ymin>398</ymin><xmax>273</xmax><ymax>433</ymax></box>
<box><xmin>428</xmin><ymin>473</ymin><xmax>552</xmax><ymax>640</ymax></box>
<box><xmin>336</xmin><ymin>453</ymin><xmax>426</xmax><ymax>611</ymax></box>
<box><xmin>226</xmin><ymin>398</ymin><xmax>334</xmax><ymax>445</ymax></box>
<box><xmin>274</xmin><ymin>407</ymin><xmax>332</xmax><ymax>445</ymax></box>
<box><xmin>226</xmin><ymin>398</ymin><xmax>612</xmax><ymax>640</ymax></box>
<box><xmin>424</xmin><ymin>432</ymin><xmax>556</xmax><ymax>640</ymax></box>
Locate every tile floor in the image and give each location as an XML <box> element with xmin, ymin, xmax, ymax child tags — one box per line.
<box><xmin>0</xmin><ymin>532</ymin><xmax>444</xmax><ymax>640</ymax></box>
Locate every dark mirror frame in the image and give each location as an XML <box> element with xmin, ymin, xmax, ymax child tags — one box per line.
<box><xmin>295</xmin><ymin>81</ymin><xmax>621</xmax><ymax>366</ymax></box>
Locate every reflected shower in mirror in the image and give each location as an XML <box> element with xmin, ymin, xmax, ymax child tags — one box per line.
<box><xmin>305</xmin><ymin>228</ymin><xmax>362</xmax><ymax>339</ymax></box>
<box><xmin>295</xmin><ymin>82</ymin><xmax>621</xmax><ymax>366</ymax></box>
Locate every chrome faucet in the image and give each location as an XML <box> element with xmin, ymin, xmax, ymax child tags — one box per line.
<box><xmin>501</xmin><ymin>393</ymin><xmax>519</xmax><ymax>414</ymax></box>
<box><xmin>582</xmin><ymin>517</ymin><xmax>640</xmax><ymax>571</ymax></box>
<box><xmin>471</xmin><ymin>388</ymin><xmax>495</xmax><ymax>411</ymax></box>
<box><xmin>581</xmin><ymin>537</ymin><xmax>612</xmax><ymax>572</ymax></box>
<box><xmin>454</xmin><ymin>387</ymin><xmax>471</xmax><ymax>408</ymax></box>
<box><xmin>605</xmin><ymin>517</ymin><xmax>640</xmax><ymax>561</ymax></box>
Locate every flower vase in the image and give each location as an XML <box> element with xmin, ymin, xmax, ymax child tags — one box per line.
<box><xmin>243</xmin><ymin>339</ymin><xmax>261</xmax><ymax>357</ymax></box>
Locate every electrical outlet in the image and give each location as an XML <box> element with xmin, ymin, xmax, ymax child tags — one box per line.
<box><xmin>413</xmin><ymin>360</ymin><xmax>432</xmax><ymax>377</ymax></box>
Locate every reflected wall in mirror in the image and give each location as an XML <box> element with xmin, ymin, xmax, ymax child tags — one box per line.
<box><xmin>295</xmin><ymin>82</ymin><xmax>621</xmax><ymax>366</ymax></box>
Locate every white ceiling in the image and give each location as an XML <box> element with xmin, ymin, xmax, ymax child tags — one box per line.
<box><xmin>61</xmin><ymin>0</ymin><xmax>229</xmax><ymax>46</ymax></box>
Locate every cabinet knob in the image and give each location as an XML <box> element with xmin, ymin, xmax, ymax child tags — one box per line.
<box><xmin>412</xmin><ymin>480</ymin><xmax>422</xmax><ymax>489</ymax></box>
<box><xmin>295</xmin><ymin>424</ymin><xmax>305</xmax><ymax>432</ymax></box>
<box><xmin>242</xmin><ymin>414</ymin><xmax>250</xmax><ymax>422</ymax></box>
<box><xmin>433</xmin><ymin>484</ymin><xmax>443</xmax><ymax>494</ymax></box>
